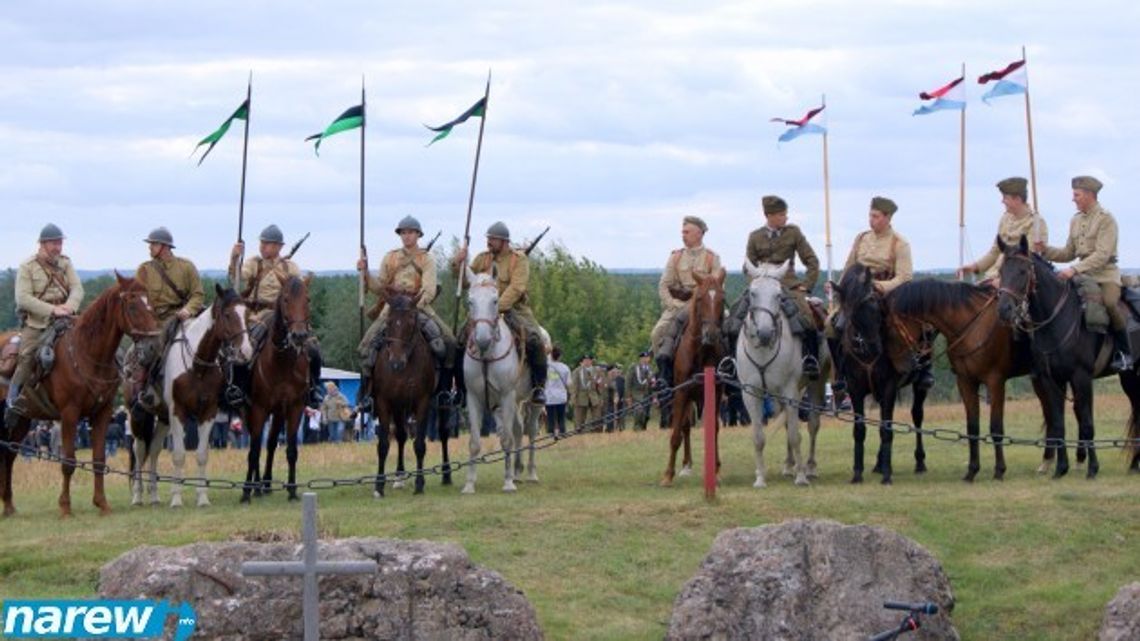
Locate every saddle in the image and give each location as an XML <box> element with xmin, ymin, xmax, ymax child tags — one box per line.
<box><xmin>806</xmin><ymin>297</ymin><xmax>827</xmax><ymax>332</ymax></box>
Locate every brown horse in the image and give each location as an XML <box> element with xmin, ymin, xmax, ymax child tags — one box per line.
<box><xmin>0</xmin><ymin>274</ymin><xmax>159</xmax><ymax>517</ymax></box>
<box><xmin>367</xmin><ymin>289</ymin><xmax>438</xmax><ymax>497</ymax></box>
<box><xmin>0</xmin><ymin>330</ymin><xmax>19</xmax><ymax>399</ymax></box>
<box><xmin>241</xmin><ymin>274</ymin><xmax>313</xmax><ymax>502</ymax></box>
<box><xmin>888</xmin><ymin>279</ymin><xmax>1050</xmax><ymax>481</ymax></box>
<box><xmin>661</xmin><ymin>269</ymin><xmax>726</xmax><ymax>486</ymax></box>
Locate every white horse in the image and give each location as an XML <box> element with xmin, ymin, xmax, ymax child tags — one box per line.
<box><xmin>462</xmin><ymin>267</ymin><xmax>549</xmax><ymax>494</ymax></box>
<box><xmin>132</xmin><ymin>286</ymin><xmax>253</xmax><ymax>507</ymax></box>
<box><xmin>736</xmin><ymin>260</ymin><xmax>828</xmax><ymax>488</ymax></box>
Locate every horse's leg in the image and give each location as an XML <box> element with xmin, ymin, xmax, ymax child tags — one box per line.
<box><xmin>680</xmin><ymin>399</ymin><xmax>693</xmax><ymax>476</ymax></box>
<box><xmin>1120</xmin><ymin>370</ymin><xmax>1140</xmax><ymax>473</ymax></box>
<box><xmin>129</xmin><ymin>426</ymin><xmax>144</xmax><ymax>506</ymax></box>
<box><xmin>987</xmin><ymin>375</ymin><xmax>1008</xmax><ymax>481</ymax></box>
<box><xmin>500</xmin><ymin>392</ymin><xmax>518</xmax><ymax>493</ymax></box>
<box><xmin>662</xmin><ymin>391</ymin><xmax>685</xmax><ymax>486</ymax></box>
<box><xmin>851</xmin><ymin>390</ymin><xmax>866</xmax><ymax>484</ymax></box>
<box><xmin>168</xmin><ymin>414</ymin><xmax>188</xmax><ymax>508</ymax></box>
<box><xmin>57</xmin><ymin>409</ymin><xmax>81</xmax><ymax>518</ymax></box>
<box><xmin>911</xmin><ymin>384</ymin><xmax>927</xmax><ymax>474</ymax></box>
<box><xmin>741</xmin><ymin>381</ymin><xmax>767</xmax><ymax>488</ymax></box>
<box><xmin>89</xmin><ymin>405</ymin><xmax>113</xmax><ymax>515</ymax></box>
<box><xmin>1</xmin><ymin>414</ymin><xmax>31</xmax><ymax>517</ymax></box>
<box><xmin>284</xmin><ymin>405</ymin><xmax>301</xmax><ymax>501</ymax></box>
<box><xmin>437</xmin><ymin>385</ymin><xmax>453</xmax><ymax>486</ymax></box>
<box><xmin>806</xmin><ymin>377</ymin><xmax>824</xmax><ymax>478</ymax></box>
<box><xmin>784</xmin><ymin>384</ymin><xmax>808</xmax><ymax>486</ymax></box>
<box><xmin>196</xmin><ymin>412</ymin><xmax>219</xmax><ymax>507</ymax></box>
<box><xmin>462</xmin><ymin>385</ymin><xmax>482</xmax><ymax>495</ymax></box>
<box><xmin>413</xmin><ymin>396</ymin><xmax>431</xmax><ymax>495</ymax></box>
<box><xmin>374</xmin><ymin>400</ymin><xmax>391</xmax><ymax>498</ymax></box>
<box><xmin>878</xmin><ymin>382</ymin><xmax>897</xmax><ymax>485</ymax></box>
<box><xmin>1072</xmin><ymin>372</ymin><xmax>1098</xmax><ymax>479</ymax></box>
<box><xmin>262</xmin><ymin>412</ymin><xmax>281</xmax><ymax>495</ymax></box>
<box><xmin>1041</xmin><ymin>377</ymin><xmax>1069</xmax><ymax>478</ymax></box>
<box><xmin>392</xmin><ymin>409</ymin><xmax>408</xmax><ymax>490</ymax></box>
<box><xmin>242</xmin><ymin>408</ymin><xmax>265</xmax><ymax>503</ymax></box>
<box><xmin>954</xmin><ymin>375</ymin><xmax>981</xmax><ymax>482</ymax></box>
<box><xmin>526</xmin><ymin>402</ymin><xmax>539</xmax><ymax>482</ymax></box>
<box><xmin>513</xmin><ymin>402</ymin><xmax>525</xmax><ymax>478</ymax></box>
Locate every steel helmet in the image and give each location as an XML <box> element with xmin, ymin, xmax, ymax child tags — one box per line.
<box><xmin>143</xmin><ymin>226</ymin><xmax>175</xmax><ymax>248</ymax></box>
<box><xmin>395</xmin><ymin>216</ymin><xmax>423</xmax><ymax>236</ymax></box>
<box><xmin>486</xmin><ymin>221</ymin><xmax>510</xmax><ymax>241</ymax></box>
<box><xmin>259</xmin><ymin>224</ymin><xmax>285</xmax><ymax>244</ymax></box>
<box><xmin>39</xmin><ymin>223</ymin><xmax>65</xmax><ymax>242</ymax></box>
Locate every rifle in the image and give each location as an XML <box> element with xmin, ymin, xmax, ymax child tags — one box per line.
<box><xmin>285</xmin><ymin>231</ymin><xmax>311</xmax><ymax>259</ymax></box>
<box><xmin>524</xmin><ymin>226</ymin><xmax>551</xmax><ymax>256</ymax></box>
<box><xmin>424</xmin><ymin>230</ymin><xmax>442</xmax><ymax>252</ymax></box>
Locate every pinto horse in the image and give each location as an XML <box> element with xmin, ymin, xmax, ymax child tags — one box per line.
<box><xmin>241</xmin><ymin>275</ymin><xmax>313</xmax><ymax>502</ymax></box>
<box><xmin>831</xmin><ymin>265</ymin><xmax>928</xmax><ymax>485</ymax></box>
<box><xmin>367</xmin><ymin>289</ymin><xmax>438</xmax><ymax>497</ymax></box>
<box><xmin>996</xmin><ymin>236</ymin><xmax>1140</xmax><ymax>478</ymax></box>
<box><xmin>661</xmin><ymin>269</ymin><xmax>726</xmax><ymax>486</ymax></box>
<box><xmin>0</xmin><ymin>274</ymin><xmax>159</xmax><ymax>517</ymax></box>
<box><xmin>129</xmin><ymin>285</ymin><xmax>252</xmax><ymax>507</ymax></box>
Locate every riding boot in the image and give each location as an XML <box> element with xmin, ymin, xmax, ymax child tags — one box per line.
<box><xmin>525</xmin><ymin>336</ymin><xmax>547</xmax><ymax>405</ymax></box>
<box><xmin>827</xmin><ymin>336</ymin><xmax>846</xmax><ymax>395</ymax></box>
<box><xmin>801</xmin><ymin>330</ymin><xmax>820</xmax><ymax>381</ymax></box>
<box><xmin>1111</xmin><ymin>327</ymin><xmax>1134</xmax><ymax>372</ymax></box>
<box><xmin>306</xmin><ymin>342</ymin><xmax>324</xmax><ymax>409</ymax></box>
<box><xmin>656</xmin><ymin>354</ymin><xmax>674</xmax><ymax>390</ymax></box>
<box><xmin>356</xmin><ymin>372</ymin><xmax>373</xmax><ymax>413</ymax></box>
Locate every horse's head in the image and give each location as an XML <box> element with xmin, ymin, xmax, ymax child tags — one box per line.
<box><xmin>275</xmin><ymin>274</ymin><xmax>312</xmax><ymax>350</ymax></box>
<box><xmin>212</xmin><ymin>283</ymin><xmax>253</xmax><ymax>364</ymax></box>
<box><xmin>113</xmin><ymin>271</ymin><xmax>160</xmax><ymax>342</ymax></box>
<box><xmin>833</xmin><ymin>264</ymin><xmax>883</xmax><ymax>360</ymax></box>
<box><xmin>742</xmin><ymin>260</ymin><xmax>789</xmax><ymax>347</ymax></box>
<box><xmin>996</xmin><ymin>234</ymin><xmax>1035</xmax><ymax>326</ymax></box>
<box><xmin>381</xmin><ymin>288</ymin><xmax>421</xmax><ymax>372</ymax></box>
<box><xmin>465</xmin><ymin>266</ymin><xmax>501</xmax><ymax>355</ymax></box>
<box><xmin>691</xmin><ymin>268</ymin><xmax>726</xmax><ymax>348</ymax></box>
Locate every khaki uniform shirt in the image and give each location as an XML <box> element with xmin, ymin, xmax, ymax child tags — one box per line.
<box><xmin>843</xmin><ymin>227</ymin><xmax>913</xmax><ymax>294</ymax></box>
<box><xmin>136</xmin><ymin>255</ymin><xmax>205</xmax><ymax>322</ymax></box>
<box><xmin>234</xmin><ymin>256</ymin><xmax>302</xmax><ymax>309</ymax></box>
<box><xmin>658</xmin><ymin>246</ymin><xmax>723</xmax><ymax>312</ymax></box>
<box><xmin>470</xmin><ymin>248</ymin><xmax>530</xmax><ymax>313</ymax></box>
<box><xmin>626</xmin><ymin>362</ymin><xmax>654</xmax><ymax>397</ymax></box>
<box><xmin>974</xmin><ymin>209</ymin><xmax>1049</xmax><ymax>278</ymax></box>
<box><xmin>745</xmin><ymin>224</ymin><xmax>820</xmax><ymax>291</ymax></box>
<box><xmin>15</xmin><ymin>253</ymin><xmax>84</xmax><ymax>329</ymax></box>
<box><xmin>1042</xmin><ymin>203</ymin><xmax>1121</xmax><ymax>286</ymax></box>
<box><xmin>569</xmin><ymin>364</ymin><xmax>602</xmax><ymax>407</ymax></box>
<box><xmin>366</xmin><ymin>247</ymin><xmax>436</xmax><ymax>310</ymax></box>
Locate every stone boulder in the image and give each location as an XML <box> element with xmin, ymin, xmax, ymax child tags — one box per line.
<box><xmin>1099</xmin><ymin>582</ymin><xmax>1140</xmax><ymax>641</ymax></box>
<box><xmin>98</xmin><ymin>537</ymin><xmax>542</xmax><ymax>641</ymax></box>
<box><xmin>667</xmin><ymin>519</ymin><xmax>958</xmax><ymax>641</ymax></box>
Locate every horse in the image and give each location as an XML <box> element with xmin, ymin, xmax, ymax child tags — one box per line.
<box><xmin>0</xmin><ymin>273</ymin><xmax>159</xmax><ymax>517</ymax></box>
<box><xmin>736</xmin><ymin>260</ymin><xmax>830</xmax><ymax>487</ymax></box>
<box><xmin>461</xmin><ymin>267</ymin><xmax>548</xmax><ymax>494</ymax></box>
<box><xmin>888</xmin><ymin>278</ymin><xmax>1053</xmax><ymax>481</ymax></box>
<box><xmin>831</xmin><ymin>265</ymin><xmax>929</xmax><ymax>485</ymax></box>
<box><xmin>367</xmin><ymin>289</ymin><xmax>438</xmax><ymax>497</ymax></box>
<box><xmin>996</xmin><ymin>235</ymin><xmax>1140</xmax><ymax>478</ymax></box>
<box><xmin>241</xmin><ymin>274</ymin><xmax>313</xmax><ymax>502</ymax></box>
<box><xmin>661</xmin><ymin>269</ymin><xmax>726</xmax><ymax>486</ymax></box>
<box><xmin>128</xmin><ymin>285</ymin><xmax>252</xmax><ymax>507</ymax></box>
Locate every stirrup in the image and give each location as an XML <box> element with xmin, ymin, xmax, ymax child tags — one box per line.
<box><xmin>1112</xmin><ymin>352</ymin><xmax>1134</xmax><ymax>373</ymax></box>
<box><xmin>530</xmin><ymin>386</ymin><xmax>546</xmax><ymax>405</ymax></box>
<box><xmin>802</xmin><ymin>356</ymin><xmax>820</xmax><ymax>380</ymax></box>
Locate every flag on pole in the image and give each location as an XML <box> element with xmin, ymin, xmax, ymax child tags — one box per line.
<box><xmin>193</xmin><ymin>99</ymin><xmax>249</xmax><ymax>165</ymax></box>
<box><xmin>425</xmin><ymin>96</ymin><xmax>487</xmax><ymax>146</ymax></box>
<box><xmin>305</xmin><ymin>105</ymin><xmax>364</xmax><ymax>154</ymax></box>
<box><xmin>978</xmin><ymin>60</ymin><xmax>1028</xmax><ymax>104</ymax></box>
<box><xmin>771</xmin><ymin>104</ymin><xmax>827</xmax><ymax>143</ymax></box>
<box><xmin>913</xmin><ymin>76</ymin><xmax>966</xmax><ymax>115</ymax></box>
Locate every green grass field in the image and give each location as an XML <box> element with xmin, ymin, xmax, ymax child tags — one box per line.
<box><xmin>2</xmin><ymin>396</ymin><xmax>1138</xmax><ymax>640</ymax></box>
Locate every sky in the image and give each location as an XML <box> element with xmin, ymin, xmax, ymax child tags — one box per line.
<box><xmin>2</xmin><ymin>0</ymin><xmax>1138</xmax><ymax>275</ymax></box>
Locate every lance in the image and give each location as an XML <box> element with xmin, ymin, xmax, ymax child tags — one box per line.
<box><xmin>452</xmin><ymin>71</ymin><xmax>492</xmax><ymax>336</ymax></box>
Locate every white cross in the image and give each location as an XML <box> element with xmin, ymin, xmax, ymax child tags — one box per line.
<box><xmin>241</xmin><ymin>493</ymin><xmax>377</xmax><ymax>641</ymax></box>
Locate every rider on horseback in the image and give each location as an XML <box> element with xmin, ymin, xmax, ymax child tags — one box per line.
<box><xmin>5</xmin><ymin>223</ymin><xmax>83</xmax><ymax>424</ymax></box>
<box><xmin>356</xmin><ymin>215</ymin><xmax>457</xmax><ymax>411</ymax></box>
<box><xmin>651</xmin><ymin>215</ymin><xmax>722</xmax><ymax>388</ymax></box>
<box><xmin>453</xmin><ymin>221</ymin><xmax>549</xmax><ymax>405</ymax></box>
<box><xmin>1034</xmin><ymin>176</ymin><xmax>1133</xmax><ymax>372</ymax></box>
<box><xmin>960</xmin><ymin>177</ymin><xmax>1049</xmax><ymax>283</ymax></box>
<box><xmin>230</xmin><ymin>224</ymin><xmax>324</xmax><ymax>407</ymax></box>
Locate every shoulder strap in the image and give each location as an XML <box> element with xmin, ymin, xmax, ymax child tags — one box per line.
<box><xmin>150</xmin><ymin>259</ymin><xmax>189</xmax><ymax>305</ymax></box>
<box><xmin>33</xmin><ymin>257</ymin><xmax>70</xmax><ymax>299</ymax></box>
<box><xmin>243</xmin><ymin>257</ymin><xmax>266</xmax><ymax>299</ymax></box>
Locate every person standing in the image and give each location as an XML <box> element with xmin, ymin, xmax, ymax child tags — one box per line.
<box><xmin>626</xmin><ymin>351</ymin><xmax>654</xmax><ymax>431</ymax></box>
<box><xmin>544</xmin><ymin>346</ymin><xmax>571</xmax><ymax>436</ymax></box>
<box><xmin>319</xmin><ymin>381</ymin><xmax>350</xmax><ymax>443</ymax></box>
<box><xmin>569</xmin><ymin>354</ymin><xmax>602</xmax><ymax>430</ymax></box>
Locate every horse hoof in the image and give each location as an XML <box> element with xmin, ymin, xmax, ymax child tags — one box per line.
<box><xmin>806</xmin><ymin>465</ymin><xmax>819</xmax><ymax>479</ymax></box>
<box><xmin>287</xmin><ymin>493</ymin><xmax>300</xmax><ymax>502</ymax></box>
<box><xmin>239</xmin><ymin>495</ymin><xmax>251</xmax><ymax>504</ymax></box>
<box><xmin>880</xmin><ymin>477</ymin><xmax>893</xmax><ymax>486</ymax></box>
<box><xmin>915</xmin><ymin>463</ymin><xmax>928</xmax><ymax>474</ymax></box>
<box><xmin>98</xmin><ymin>506</ymin><xmax>112</xmax><ymax>517</ymax></box>
<box><xmin>678</xmin><ymin>466</ymin><xmax>692</xmax><ymax>477</ymax></box>
<box><xmin>442</xmin><ymin>475</ymin><xmax>453</xmax><ymax>486</ymax></box>
<box><xmin>850</xmin><ymin>475</ymin><xmax>863</xmax><ymax>484</ymax></box>
<box><xmin>993</xmin><ymin>470</ymin><xmax>1006</xmax><ymax>482</ymax></box>
<box><xmin>2</xmin><ymin>506</ymin><xmax>15</xmax><ymax>518</ymax></box>
<box><xmin>197</xmin><ymin>497</ymin><xmax>211</xmax><ymax>508</ymax></box>
<box><xmin>1086</xmin><ymin>468</ymin><xmax>1099</xmax><ymax>480</ymax></box>
<box><xmin>502</xmin><ymin>482</ymin><xmax>517</xmax><ymax>493</ymax></box>
<box><xmin>794</xmin><ymin>476</ymin><xmax>810</xmax><ymax>487</ymax></box>
<box><xmin>660</xmin><ymin>476</ymin><xmax>674</xmax><ymax>487</ymax></box>
<box><xmin>130</xmin><ymin>497</ymin><xmax>142</xmax><ymax>507</ymax></box>
<box><xmin>752</xmin><ymin>478</ymin><xmax>766</xmax><ymax>489</ymax></box>
<box><xmin>461</xmin><ymin>484</ymin><xmax>475</xmax><ymax>495</ymax></box>
<box><xmin>373</xmin><ymin>490</ymin><xmax>384</xmax><ymax>499</ymax></box>
<box><xmin>1036</xmin><ymin>462</ymin><xmax>1049</xmax><ymax>475</ymax></box>
<box><xmin>781</xmin><ymin>465</ymin><xmax>794</xmax><ymax>478</ymax></box>
<box><xmin>170</xmin><ymin>495</ymin><xmax>183</xmax><ymax>509</ymax></box>
<box><xmin>392</xmin><ymin>480</ymin><xmax>406</xmax><ymax>490</ymax></box>
<box><xmin>414</xmin><ymin>485</ymin><xmax>425</xmax><ymax>495</ymax></box>
<box><xmin>1053</xmin><ymin>467</ymin><xmax>1069</xmax><ymax>480</ymax></box>
<box><xmin>526</xmin><ymin>473</ymin><xmax>539</xmax><ymax>483</ymax></box>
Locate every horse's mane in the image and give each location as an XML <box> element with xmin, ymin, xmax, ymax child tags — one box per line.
<box><xmin>73</xmin><ymin>280</ymin><xmax>126</xmax><ymax>343</ymax></box>
<box><xmin>889</xmin><ymin>279</ymin><xmax>994</xmax><ymax>316</ymax></box>
<box><xmin>216</xmin><ymin>286</ymin><xmax>241</xmax><ymax>310</ymax></box>
<box><xmin>837</xmin><ymin>264</ymin><xmax>875</xmax><ymax>306</ymax></box>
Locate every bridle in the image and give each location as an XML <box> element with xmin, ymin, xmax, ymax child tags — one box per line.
<box><xmin>465</xmin><ymin>280</ymin><xmax>512</xmax><ymax>363</ymax></box>
<box><xmin>119</xmin><ymin>288</ymin><xmax>160</xmax><ymax>341</ymax></box>
<box><xmin>741</xmin><ymin>282</ymin><xmax>784</xmax><ymax>380</ymax></box>
<box><xmin>997</xmin><ymin>253</ymin><xmax>1071</xmax><ymax>334</ymax></box>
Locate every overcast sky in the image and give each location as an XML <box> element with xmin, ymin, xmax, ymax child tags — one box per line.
<box><xmin>2</xmin><ymin>0</ymin><xmax>1137</xmax><ymax>274</ymax></box>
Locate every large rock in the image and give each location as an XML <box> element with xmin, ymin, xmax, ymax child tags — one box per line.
<box><xmin>98</xmin><ymin>537</ymin><xmax>542</xmax><ymax>640</ymax></box>
<box><xmin>667</xmin><ymin>519</ymin><xmax>958</xmax><ymax>641</ymax></box>
<box><xmin>1100</xmin><ymin>582</ymin><xmax>1140</xmax><ymax>641</ymax></box>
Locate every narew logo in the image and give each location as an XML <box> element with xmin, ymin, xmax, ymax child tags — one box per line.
<box><xmin>1</xmin><ymin>599</ymin><xmax>196</xmax><ymax>640</ymax></box>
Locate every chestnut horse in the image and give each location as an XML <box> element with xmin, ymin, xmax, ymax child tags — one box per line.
<box><xmin>0</xmin><ymin>274</ymin><xmax>159</xmax><ymax>517</ymax></box>
<box><xmin>366</xmin><ymin>290</ymin><xmax>438</xmax><ymax>497</ymax></box>
<box><xmin>241</xmin><ymin>275</ymin><xmax>313</xmax><ymax>502</ymax></box>
<box><xmin>661</xmin><ymin>269</ymin><xmax>726</xmax><ymax>486</ymax></box>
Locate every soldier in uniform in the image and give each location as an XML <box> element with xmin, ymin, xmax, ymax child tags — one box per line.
<box><xmin>230</xmin><ymin>224</ymin><xmax>323</xmax><ymax>406</ymax></box>
<box><xmin>651</xmin><ymin>215</ymin><xmax>723</xmax><ymax>386</ymax></box>
<box><xmin>960</xmin><ymin>177</ymin><xmax>1048</xmax><ymax>283</ymax></box>
<box><xmin>738</xmin><ymin>194</ymin><xmax>822</xmax><ymax>378</ymax></box>
<box><xmin>453</xmin><ymin>221</ymin><xmax>548</xmax><ymax>404</ymax></box>
<box><xmin>1035</xmin><ymin>176</ymin><xmax>1132</xmax><ymax>371</ymax></box>
<box><xmin>355</xmin><ymin>215</ymin><xmax>456</xmax><ymax>410</ymax></box>
<box><xmin>5</xmin><ymin>224</ymin><xmax>84</xmax><ymax>421</ymax></box>
<box><xmin>133</xmin><ymin>227</ymin><xmax>204</xmax><ymax>408</ymax></box>
<box><xmin>569</xmin><ymin>354</ymin><xmax>602</xmax><ymax>429</ymax></box>
<box><xmin>626</xmin><ymin>351</ymin><xmax>655</xmax><ymax>431</ymax></box>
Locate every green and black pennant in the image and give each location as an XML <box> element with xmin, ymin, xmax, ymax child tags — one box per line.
<box><xmin>193</xmin><ymin>99</ymin><xmax>249</xmax><ymax>165</ymax></box>
<box><xmin>305</xmin><ymin>104</ymin><xmax>364</xmax><ymax>155</ymax></box>
<box><xmin>425</xmin><ymin>96</ymin><xmax>486</xmax><ymax>146</ymax></box>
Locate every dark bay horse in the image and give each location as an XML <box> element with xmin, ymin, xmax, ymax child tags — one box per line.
<box><xmin>661</xmin><ymin>269</ymin><xmax>726</xmax><ymax>486</ymax></box>
<box><xmin>367</xmin><ymin>290</ymin><xmax>438</xmax><ymax>497</ymax></box>
<box><xmin>241</xmin><ymin>275</ymin><xmax>313</xmax><ymax>502</ymax></box>
<box><xmin>832</xmin><ymin>265</ymin><xmax>928</xmax><ymax>485</ymax></box>
<box><xmin>889</xmin><ymin>279</ymin><xmax>1049</xmax><ymax>481</ymax></box>
<box><xmin>996</xmin><ymin>236</ymin><xmax>1140</xmax><ymax>478</ymax></box>
<box><xmin>1</xmin><ymin>274</ymin><xmax>159</xmax><ymax>516</ymax></box>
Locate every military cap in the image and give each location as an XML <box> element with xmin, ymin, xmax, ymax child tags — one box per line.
<box><xmin>38</xmin><ymin>223</ymin><xmax>65</xmax><ymax>242</ymax></box>
<box><xmin>761</xmin><ymin>195</ymin><xmax>788</xmax><ymax>216</ymax></box>
<box><xmin>395</xmin><ymin>215</ymin><xmax>423</xmax><ymax>235</ymax></box>
<box><xmin>682</xmin><ymin>215</ymin><xmax>707</xmax><ymax>233</ymax></box>
<box><xmin>143</xmin><ymin>226</ymin><xmax>175</xmax><ymax>248</ymax></box>
<box><xmin>996</xmin><ymin>177</ymin><xmax>1028</xmax><ymax>200</ymax></box>
<box><xmin>1071</xmin><ymin>175</ymin><xmax>1103</xmax><ymax>194</ymax></box>
<box><xmin>639</xmin><ymin>350</ymin><xmax>651</xmax><ymax>358</ymax></box>
<box><xmin>259</xmin><ymin>224</ymin><xmax>285</xmax><ymax>244</ymax></box>
<box><xmin>870</xmin><ymin>196</ymin><xmax>898</xmax><ymax>216</ymax></box>
<box><xmin>486</xmin><ymin>221</ymin><xmax>511</xmax><ymax>240</ymax></box>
